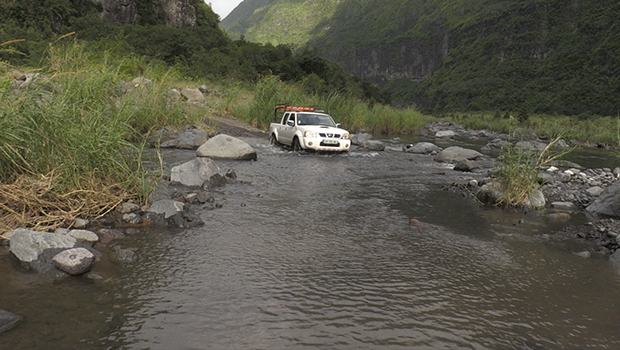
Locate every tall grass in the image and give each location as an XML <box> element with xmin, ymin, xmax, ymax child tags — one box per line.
<box><xmin>494</xmin><ymin>136</ymin><xmax>573</xmax><ymax>207</ymax></box>
<box><xmin>0</xmin><ymin>40</ymin><xmax>209</xmax><ymax>230</ymax></box>
<box><xmin>236</xmin><ymin>75</ymin><xmax>434</xmax><ymax>134</ymax></box>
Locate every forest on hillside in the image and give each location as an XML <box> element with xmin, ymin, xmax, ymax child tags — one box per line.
<box><xmin>224</xmin><ymin>0</ymin><xmax>620</xmax><ymax>116</ymax></box>
<box><xmin>0</xmin><ymin>0</ymin><xmax>389</xmax><ymax>105</ymax></box>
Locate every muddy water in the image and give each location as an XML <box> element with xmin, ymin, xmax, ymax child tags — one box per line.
<box><xmin>2</xmin><ymin>137</ymin><xmax>620</xmax><ymax>350</ymax></box>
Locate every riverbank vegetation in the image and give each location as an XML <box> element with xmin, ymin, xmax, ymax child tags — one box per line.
<box><xmin>0</xmin><ymin>39</ymin><xmax>210</xmax><ymax>231</ymax></box>
<box><xmin>494</xmin><ymin>137</ymin><xmax>573</xmax><ymax>207</ymax></box>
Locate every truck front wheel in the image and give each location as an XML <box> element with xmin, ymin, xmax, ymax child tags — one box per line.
<box><xmin>292</xmin><ymin>137</ymin><xmax>302</xmax><ymax>152</ymax></box>
<box><xmin>270</xmin><ymin>133</ymin><xmax>279</xmax><ymax>146</ymax></box>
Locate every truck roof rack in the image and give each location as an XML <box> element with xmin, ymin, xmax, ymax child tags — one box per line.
<box><xmin>273</xmin><ymin>105</ymin><xmax>326</xmax><ymax>122</ymax></box>
<box><xmin>275</xmin><ymin>105</ymin><xmax>318</xmax><ymax>112</ymax></box>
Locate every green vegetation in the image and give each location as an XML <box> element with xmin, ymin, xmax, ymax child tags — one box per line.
<box><xmin>228</xmin><ymin>0</ymin><xmax>620</xmax><ymax>118</ymax></box>
<box><xmin>494</xmin><ymin>137</ymin><xmax>572</xmax><ymax>208</ymax></box>
<box><xmin>443</xmin><ymin>112</ymin><xmax>620</xmax><ymax>145</ymax></box>
<box><xmin>233</xmin><ymin>75</ymin><xmax>431</xmax><ymax>133</ymax></box>
<box><xmin>0</xmin><ymin>39</ymin><xmax>210</xmax><ymax>231</ymax></box>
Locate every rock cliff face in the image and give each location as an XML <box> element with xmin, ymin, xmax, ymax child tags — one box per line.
<box><xmin>92</xmin><ymin>0</ymin><xmax>197</xmax><ymax>28</ymax></box>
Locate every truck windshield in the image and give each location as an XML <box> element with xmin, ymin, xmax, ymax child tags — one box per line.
<box><xmin>297</xmin><ymin>113</ymin><xmax>336</xmax><ymax>127</ymax></box>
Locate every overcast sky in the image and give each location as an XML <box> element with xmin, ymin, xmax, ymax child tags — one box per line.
<box><xmin>207</xmin><ymin>0</ymin><xmax>244</xmax><ymax>19</ymax></box>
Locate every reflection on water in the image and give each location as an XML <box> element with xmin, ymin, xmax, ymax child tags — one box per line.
<box><xmin>2</xmin><ymin>138</ymin><xmax>620</xmax><ymax>349</ymax></box>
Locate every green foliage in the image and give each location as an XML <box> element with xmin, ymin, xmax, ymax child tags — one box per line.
<box><xmin>238</xmin><ymin>75</ymin><xmax>430</xmax><ymax>133</ymax></box>
<box><xmin>230</xmin><ymin>0</ymin><xmax>620</xmax><ymax>117</ymax></box>
<box><xmin>494</xmin><ymin>136</ymin><xmax>572</xmax><ymax>207</ymax></box>
<box><xmin>0</xmin><ymin>40</ymin><xmax>206</xmax><ymax>197</ymax></box>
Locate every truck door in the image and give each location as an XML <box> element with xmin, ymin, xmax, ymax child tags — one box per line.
<box><xmin>279</xmin><ymin>112</ymin><xmax>296</xmax><ymax>145</ymax></box>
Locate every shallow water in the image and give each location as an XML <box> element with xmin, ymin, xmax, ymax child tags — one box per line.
<box><xmin>2</xmin><ymin>138</ymin><xmax>620</xmax><ymax>350</ymax></box>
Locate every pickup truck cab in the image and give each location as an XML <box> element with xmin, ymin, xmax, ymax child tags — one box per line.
<box><xmin>269</xmin><ymin>105</ymin><xmax>351</xmax><ymax>152</ymax></box>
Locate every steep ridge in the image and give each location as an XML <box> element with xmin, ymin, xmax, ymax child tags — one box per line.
<box><xmin>220</xmin><ymin>0</ymin><xmax>620</xmax><ymax>115</ymax></box>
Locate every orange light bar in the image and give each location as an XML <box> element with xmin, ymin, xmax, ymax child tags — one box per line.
<box><xmin>275</xmin><ymin>105</ymin><xmax>316</xmax><ymax>112</ymax></box>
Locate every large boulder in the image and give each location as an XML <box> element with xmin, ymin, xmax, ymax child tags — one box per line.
<box><xmin>351</xmin><ymin>133</ymin><xmax>373</xmax><ymax>146</ymax></box>
<box><xmin>170</xmin><ymin>157</ymin><xmax>221</xmax><ymax>187</ymax></box>
<box><xmin>9</xmin><ymin>229</ymin><xmax>80</xmax><ymax>274</ymax></box>
<box><xmin>52</xmin><ymin>248</ymin><xmax>95</xmax><ymax>275</ymax></box>
<box><xmin>180</xmin><ymin>88</ymin><xmax>206</xmax><ymax>104</ymax></box>
<box><xmin>434</xmin><ymin>146</ymin><xmax>484</xmax><ymax>163</ymax></box>
<box><xmin>196</xmin><ymin>134</ymin><xmax>257</xmax><ymax>160</ymax></box>
<box><xmin>405</xmin><ymin>142</ymin><xmax>441</xmax><ymax>154</ymax></box>
<box><xmin>9</xmin><ymin>229</ymin><xmax>77</xmax><ymax>264</ymax></box>
<box><xmin>586</xmin><ymin>180</ymin><xmax>620</xmax><ymax>219</ymax></box>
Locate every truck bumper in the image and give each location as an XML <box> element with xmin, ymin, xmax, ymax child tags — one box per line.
<box><xmin>302</xmin><ymin>138</ymin><xmax>351</xmax><ymax>152</ymax></box>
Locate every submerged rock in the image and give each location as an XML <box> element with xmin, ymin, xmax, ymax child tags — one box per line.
<box><xmin>0</xmin><ymin>310</ymin><xmax>22</xmax><ymax>335</ymax></box>
<box><xmin>434</xmin><ymin>146</ymin><xmax>484</xmax><ymax>163</ymax></box>
<box><xmin>405</xmin><ymin>142</ymin><xmax>441</xmax><ymax>154</ymax></box>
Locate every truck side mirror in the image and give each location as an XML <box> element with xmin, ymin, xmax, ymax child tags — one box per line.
<box><xmin>336</xmin><ymin>123</ymin><xmax>341</xmax><ymax>128</ymax></box>
<box><xmin>287</xmin><ymin>120</ymin><xmax>295</xmax><ymax>127</ymax></box>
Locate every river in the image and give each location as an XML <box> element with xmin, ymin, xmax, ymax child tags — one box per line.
<box><xmin>2</xmin><ymin>136</ymin><xmax>620</xmax><ymax>349</ymax></box>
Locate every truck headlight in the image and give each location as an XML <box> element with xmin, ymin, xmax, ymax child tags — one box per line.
<box><xmin>342</xmin><ymin>133</ymin><xmax>350</xmax><ymax>140</ymax></box>
<box><xmin>304</xmin><ymin>131</ymin><xmax>317</xmax><ymax>138</ymax></box>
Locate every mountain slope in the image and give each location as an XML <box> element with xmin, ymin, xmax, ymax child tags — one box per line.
<box><xmin>222</xmin><ymin>0</ymin><xmax>620</xmax><ymax>116</ymax></box>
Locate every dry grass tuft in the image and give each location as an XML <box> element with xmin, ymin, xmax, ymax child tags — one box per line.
<box><xmin>0</xmin><ymin>171</ymin><xmax>132</xmax><ymax>233</ymax></box>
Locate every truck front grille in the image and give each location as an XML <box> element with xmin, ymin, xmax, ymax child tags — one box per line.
<box><xmin>319</xmin><ymin>133</ymin><xmax>342</xmax><ymax>139</ymax></box>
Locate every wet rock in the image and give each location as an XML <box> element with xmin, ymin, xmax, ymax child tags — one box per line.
<box><xmin>118</xmin><ymin>201</ymin><xmax>141</xmax><ymax>214</ymax></box>
<box><xmin>170</xmin><ymin>157</ymin><xmax>221</xmax><ymax>187</ymax></box>
<box><xmin>574</xmin><ymin>251</ymin><xmax>591</xmax><ymax>259</ymax></box>
<box><xmin>146</xmin><ymin>200</ymin><xmax>203</xmax><ymax>228</ymax></box>
<box><xmin>0</xmin><ymin>310</ymin><xmax>22</xmax><ymax>334</ymax></box>
<box><xmin>481</xmin><ymin>138</ymin><xmax>508</xmax><ymax>153</ymax></box>
<box><xmin>435</xmin><ymin>130</ymin><xmax>457</xmax><ymax>138</ymax></box>
<box><xmin>97</xmin><ymin>228</ymin><xmax>125</xmax><ymax>244</ymax></box>
<box><xmin>196</xmin><ymin>134</ymin><xmax>257</xmax><ymax>160</ymax></box>
<box><xmin>67</xmin><ymin>229</ymin><xmax>99</xmax><ymax>243</ymax></box>
<box><xmin>9</xmin><ymin>229</ymin><xmax>77</xmax><ymax>264</ymax></box>
<box><xmin>453</xmin><ymin>160</ymin><xmax>479</xmax><ymax>172</ymax></box>
<box><xmin>384</xmin><ymin>145</ymin><xmax>404</xmax><ymax>152</ymax></box>
<box><xmin>405</xmin><ymin>142</ymin><xmax>441</xmax><ymax>154</ymax></box>
<box><xmin>515</xmin><ymin>140</ymin><xmax>548</xmax><ymax>152</ymax></box>
<box><xmin>476</xmin><ymin>181</ymin><xmax>503</xmax><ymax>205</ymax></box>
<box><xmin>148</xmin><ymin>199</ymin><xmax>185</xmax><ymax>219</ymax></box>
<box><xmin>587</xmin><ymin>186</ymin><xmax>604</xmax><ymax>197</ymax></box>
<box><xmin>122</xmin><ymin>213</ymin><xmax>143</xmax><ymax>225</ymax></box>
<box><xmin>204</xmin><ymin>173</ymin><xmax>228</xmax><ymax>189</ymax></box>
<box><xmin>52</xmin><ymin>248</ymin><xmax>95</xmax><ymax>275</ymax></box>
<box><xmin>524</xmin><ymin>189</ymin><xmax>546</xmax><ymax>209</ymax></box>
<box><xmin>586</xmin><ymin>181</ymin><xmax>620</xmax><ymax>219</ymax></box>
<box><xmin>551</xmin><ymin>201</ymin><xmax>578</xmax><ymax>212</ymax></box>
<box><xmin>111</xmin><ymin>246</ymin><xmax>135</xmax><ymax>263</ymax></box>
<box><xmin>176</xmin><ymin>129</ymin><xmax>209</xmax><ymax>149</ymax></box>
<box><xmin>361</xmin><ymin>140</ymin><xmax>385</xmax><ymax>151</ymax></box>
<box><xmin>547</xmin><ymin>212</ymin><xmax>571</xmax><ymax>223</ymax></box>
<box><xmin>434</xmin><ymin>146</ymin><xmax>484</xmax><ymax>163</ymax></box>
<box><xmin>351</xmin><ymin>133</ymin><xmax>373</xmax><ymax>146</ymax></box>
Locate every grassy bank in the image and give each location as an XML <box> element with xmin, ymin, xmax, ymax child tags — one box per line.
<box><xmin>232</xmin><ymin>75</ymin><xmax>435</xmax><ymax>134</ymax></box>
<box><xmin>443</xmin><ymin>112</ymin><xmax>620</xmax><ymax>146</ymax></box>
<box><xmin>0</xmin><ymin>40</ymin><xmax>210</xmax><ymax>231</ymax></box>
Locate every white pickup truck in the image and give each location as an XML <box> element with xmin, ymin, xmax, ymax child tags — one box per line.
<box><xmin>269</xmin><ymin>105</ymin><xmax>351</xmax><ymax>152</ymax></box>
